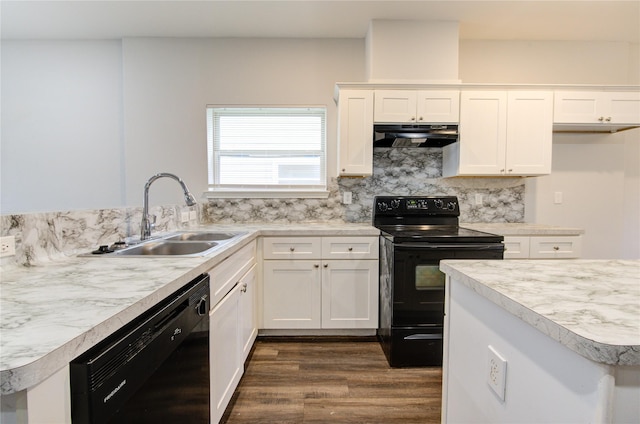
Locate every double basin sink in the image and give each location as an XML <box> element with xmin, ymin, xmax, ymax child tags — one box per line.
<box><xmin>97</xmin><ymin>231</ymin><xmax>247</xmax><ymax>257</ymax></box>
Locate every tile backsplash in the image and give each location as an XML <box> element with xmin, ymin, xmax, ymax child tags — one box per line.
<box><xmin>1</xmin><ymin>148</ymin><xmax>524</xmax><ymax>266</ymax></box>
<box><xmin>202</xmin><ymin>148</ymin><xmax>525</xmax><ymax>224</ymax></box>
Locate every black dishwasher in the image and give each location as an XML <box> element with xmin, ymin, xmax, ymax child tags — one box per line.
<box><xmin>70</xmin><ymin>274</ymin><xmax>210</xmax><ymax>424</ymax></box>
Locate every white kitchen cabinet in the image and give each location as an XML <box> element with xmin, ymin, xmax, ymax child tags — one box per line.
<box><xmin>209</xmin><ymin>282</ymin><xmax>242</xmax><ymax>424</ymax></box>
<box><xmin>207</xmin><ymin>240</ymin><xmax>257</xmax><ymax>423</ymax></box>
<box><xmin>554</xmin><ymin>91</ymin><xmax>640</xmax><ymax>130</ymax></box>
<box><xmin>337</xmin><ymin>89</ymin><xmax>374</xmax><ymax>176</ymax></box>
<box><xmin>262</xmin><ymin>236</ymin><xmax>379</xmax><ymax>330</ymax></box>
<box><xmin>503</xmin><ymin>236</ymin><xmax>582</xmax><ymax>259</ymax></box>
<box><xmin>443</xmin><ymin>90</ymin><xmax>552</xmax><ymax>177</ymax></box>
<box><xmin>374</xmin><ymin>89</ymin><xmax>460</xmax><ymax>123</ymax></box>
<box><xmin>239</xmin><ymin>264</ymin><xmax>257</xmax><ymax>362</ymax></box>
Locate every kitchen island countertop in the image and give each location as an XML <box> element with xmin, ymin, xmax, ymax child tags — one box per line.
<box><xmin>440</xmin><ymin>259</ymin><xmax>640</xmax><ymax>366</ymax></box>
<box><xmin>0</xmin><ymin>223</ymin><xmax>378</xmax><ymax>394</ymax></box>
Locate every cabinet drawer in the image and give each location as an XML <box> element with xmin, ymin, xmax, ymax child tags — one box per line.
<box><xmin>262</xmin><ymin>237</ymin><xmax>322</xmax><ymax>259</ymax></box>
<box><xmin>209</xmin><ymin>241</ymin><xmax>256</xmax><ymax>307</ymax></box>
<box><xmin>503</xmin><ymin>236</ymin><xmax>530</xmax><ymax>259</ymax></box>
<box><xmin>321</xmin><ymin>237</ymin><xmax>379</xmax><ymax>260</ymax></box>
<box><xmin>529</xmin><ymin>236</ymin><xmax>582</xmax><ymax>259</ymax></box>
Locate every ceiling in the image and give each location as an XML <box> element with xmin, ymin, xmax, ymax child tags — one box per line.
<box><xmin>1</xmin><ymin>1</ymin><xmax>639</xmax><ymax>43</ymax></box>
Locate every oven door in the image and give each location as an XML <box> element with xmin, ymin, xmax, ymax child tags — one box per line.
<box><xmin>392</xmin><ymin>243</ymin><xmax>503</xmax><ymax>327</ymax></box>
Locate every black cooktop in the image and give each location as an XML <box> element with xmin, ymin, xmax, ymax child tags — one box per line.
<box><xmin>373</xmin><ymin>196</ymin><xmax>503</xmax><ymax>244</ymax></box>
<box><xmin>377</xmin><ymin>225</ymin><xmax>504</xmax><ymax>244</ymax></box>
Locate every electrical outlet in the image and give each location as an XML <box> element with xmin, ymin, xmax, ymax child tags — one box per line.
<box><xmin>475</xmin><ymin>193</ymin><xmax>483</xmax><ymax>205</ymax></box>
<box><xmin>189</xmin><ymin>210</ymin><xmax>197</xmax><ymax>221</ymax></box>
<box><xmin>180</xmin><ymin>211</ymin><xmax>190</xmax><ymax>223</ymax></box>
<box><xmin>487</xmin><ymin>345</ymin><xmax>507</xmax><ymax>401</ymax></box>
<box><xmin>0</xmin><ymin>236</ymin><xmax>16</xmax><ymax>257</ymax></box>
<box><xmin>343</xmin><ymin>192</ymin><xmax>352</xmax><ymax>204</ymax></box>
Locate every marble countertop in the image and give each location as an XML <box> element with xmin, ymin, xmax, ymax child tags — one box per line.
<box><xmin>440</xmin><ymin>259</ymin><xmax>640</xmax><ymax>366</ymax></box>
<box><xmin>461</xmin><ymin>223</ymin><xmax>584</xmax><ymax>236</ymax></box>
<box><xmin>0</xmin><ymin>223</ymin><xmax>378</xmax><ymax>394</ymax></box>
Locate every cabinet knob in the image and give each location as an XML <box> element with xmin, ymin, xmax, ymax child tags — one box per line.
<box><xmin>410</xmin><ymin>116</ymin><xmax>416</xmax><ymax>121</ymax></box>
<box><xmin>314</xmin><ymin>264</ymin><xmax>319</xmax><ymax>268</ymax></box>
<box><xmin>418</xmin><ymin>116</ymin><xmax>423</xmax><ymax>121</ymax></box>
<box><xmin>341</xmin><ymin>168</ymin><xmax>346</xmax><ymax>172</ymax></box>
<box><xmin>290</xmin><ymin>247</ymin><xmax>295</xmax><ymax>252</ymax></box>
<box><xmin>598</xmin><ymin>116</ymin><xmax>605</xmax><ymax>122</ymax></box>
<box><xmin>324</xmin><ymin>264</ymin><xmax>328</xmax><ymax>268</ymax></box>
<box><xmin>553</xmin><ymin>246</ymin><xmax>560</xmax><ymax>251</ymax></box>
<box><xmin>348</xmin><ymin>247</ymin><xmax>353</xmax><ymax>251</ymax></box>
<box><xmin>508</xmin><ymin>169</ymin><xmax>513</xmax><ymax>173</ymax></box>
<box><xmin>500</xmin><ymin>169</ymin><xmax>505</xmax><ymax>173</ymax></box>
<box><xmin>606</xmin><ymin>117</ymin><xmax>612</xmax><ymax>122</ymax></box>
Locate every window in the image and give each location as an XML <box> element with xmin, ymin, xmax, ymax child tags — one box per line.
<box><xmin>206</xmin><ymin>106</ymin><xmax>327</xmax><ymax>197</ymax></box>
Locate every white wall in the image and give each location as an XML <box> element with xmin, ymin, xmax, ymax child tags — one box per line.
<box><xmin>121</xmin><ymin>37</ymin><xmax>364</xmax><ymax>206</ymax></box>
<box><xmin>1</xmin><ymin>40</ymin><xmax>124</xmax><ymax>213</ymax></box>
<box><xmin>460</xmin><ymin>40</ymin><xmax>640</xmax><ymax>258</ymax></box>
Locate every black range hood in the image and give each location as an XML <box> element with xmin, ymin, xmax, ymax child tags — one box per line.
<box><xmin>374</xmin><ymin>124</ymin><xmax>459</xmax><ymax>148</ymax></box>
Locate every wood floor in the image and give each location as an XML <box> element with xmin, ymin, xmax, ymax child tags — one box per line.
<box><xmin>221</xmin><ymin>338</ymin><xmax>442</xmax><ymax>423</ymax></box>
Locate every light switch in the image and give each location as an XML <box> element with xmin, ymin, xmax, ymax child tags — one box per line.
<box><xmin>554</xmin><ymin>192</ymin><xmax>563</xmax><ymax>204</ymax></box>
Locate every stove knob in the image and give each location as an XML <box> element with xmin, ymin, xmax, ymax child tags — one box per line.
<box><xmin>434</xmin><ymin>199</ymin><xmax>444</xmax><ymax>209</ymax></box>
<box><xmin>390</xmin><ymin>199</ymin><xmax>400</xmax><ymax>209</ymax></box>
<box><xmin>377</xmin><ymin>202</ymin><xmax>389</xmax><ymax>211</ymax></box>
<box><xmin>447</xmin><ymin>202</ymin><xmax>457</xmax><ymax>210</ymax></box>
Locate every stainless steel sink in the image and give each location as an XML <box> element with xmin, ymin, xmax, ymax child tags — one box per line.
<box><xmin>165</xmin><ymin>231</ymin><xmax>243</xmax><ymax>241</ymax></box>
<box><xmin>83</xmin><ymin>230</ymin><xmax>247</xmax><ymax>257</ymax></box>
<box><xmin>114</xmin><ymin>241</ymin><xmax>218</xmax><ymax>256</ymax></box>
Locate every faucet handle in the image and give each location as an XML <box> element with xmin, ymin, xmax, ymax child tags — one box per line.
<box><xmin>150</xmin><ymin>214</ymin><xmax>156</xmax><ymax>229</ymax></box>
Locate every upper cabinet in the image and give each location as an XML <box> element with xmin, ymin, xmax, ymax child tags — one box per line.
<box><xmin>337</xmin><ymin>89</ymin><xmax>374</xmax><ymax>176</ymax></box>
<box><xmin>374</xmin><ymin>90</ymin><xmax>460</xmax><ymax>123</ymax></box>
<box><xmin>443</xmin><ymin>90</ymin><xmax>553</xmax><ymax>177</ymax></box>
<box><xmin>553</xmin><ymin>91</ymin><xmax>640</xmax><ymax>132</ymax></box>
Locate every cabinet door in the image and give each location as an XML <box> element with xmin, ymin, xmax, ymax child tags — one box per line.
<box><xmin>503</xmin><ymin>236</ymin><xmax>530</xmax><ymax>259</ymax></box>
<box><xmin>505</xmin><ymin>91</ymin><xmax>553</xmax><ymax>175</ymax></box>
<box><xmin>416</xmin><ymin>90</ymin><xmax>460</xmax><ymax>123</ymax></box>
<box><xmin>374</xmin><ymin>90</ymin><xmax>418</xmax><ymax>123</ymax></box>
<box><xmin>608</xmin><ymin>91</ymin><xmax>640</xmax><ymax>124</ymax></box>
<box><xmin>239</xmin><ymin>264</ymin><xmax>257</xmax><ymax>362</ymax></box>
<box><xmin>529</xmin><ymin>236</ymin><xmax>582</xmax><ymax>259</ymax></box>
<box><xmin>321</xmin><ymin>260</ymin><xmax>378</xmax><ymax>329</ymax></box>
<box><xmin>554</xmin><ymin>91</ymin><xmax>602</xmax><ymax>124</ymax></box>
<box><xmin>210</xmin><ymin>283</ymin><xmax>242</xmax><ymax>424</ymax></box>
<box><xmin>456</xmin><ymin>91</ymin><xmax>507</xmax><ymax>175</ymax></box>
<box><xmin>263</xmin><ymin>260</ymin><xmax>321</xmax><ymax>329</ymax></box>
<box><xmin>262</xmin><ymin>237</ymin><xmax>321</xmax><ymax>260</ymax></box>
<box><xmin>338</xmin><ymin>90</ymin><xmax>374</xmax><ymax>176</ymax></box>
<box><xmin>321</xmin><ymin>236</ymin><xmax>379</xmax><ymax>260</ymax></box>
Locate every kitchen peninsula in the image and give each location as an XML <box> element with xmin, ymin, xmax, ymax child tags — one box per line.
<box><xmin>440</xmin><ymin>259</ymin><xmax>640</xmax><ymax>423</ymax></box>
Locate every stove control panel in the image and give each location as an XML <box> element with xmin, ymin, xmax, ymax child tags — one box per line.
<box><xmin>374</xmin><ymin>196</ymin><xmax>459</xmax><ymax>216</ymax></box>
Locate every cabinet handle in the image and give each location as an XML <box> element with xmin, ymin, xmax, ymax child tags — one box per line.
<box><xmin>348</xmin><ymin>247</ymin><xmax>353</xmax><ymax>251</ymax></box>
<box><xmin>508</xmin><ymin>169</ymin><xmax>513</xmax><ymax>173</ymax></box>
<box><xmin>606</xmin><ymin>117</ymin><xmax>612</xmax><ymax>122</ymax></box>
<box><xmin>410</xmin><ymin>116</ymin><xmax>416</xmax><ymax>121</ymax></box>
<box><xmin>324</xmin><ymin>264</ymin><xmax>328</xmax><ymax>268</ymax></box>
<box><xmin>553</xmin><ymin>246</ymin><xmax>560</xmax><ymax>251</ymax></box>
<box><xmin>598</xmin><ymin>116</ymin><xmax>605</xmax><ymax>122</ymax></box>
<box><xmin>500</xmin><ymin>169</ymin><xmax>505</xmax><ymax>173</ymax></box>
<box><xmin>240</xmin><ymin>283</ymin><xmax>247</xmax><ymax>293</ymax></box>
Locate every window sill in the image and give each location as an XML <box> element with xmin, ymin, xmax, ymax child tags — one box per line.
<box><xmin>203</xmin><ymin>190</ymin><xmax>330</xmax><ymax>199</ymax></box>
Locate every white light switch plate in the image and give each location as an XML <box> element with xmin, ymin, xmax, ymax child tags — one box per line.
<box><xmin>0</xmin><ymin>236</ymin><xmax>16</xmax><ymax>257</ymax></box>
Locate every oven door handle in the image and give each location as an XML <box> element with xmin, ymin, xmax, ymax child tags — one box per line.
<box><xmin>394</xmin><ymin>243</ymin><xmax>504</xmax><ymax>250</ymax></box>
<box><xmin>404</xmin><ymin>334</ymin><xmax>443</xmax><ymax>340</ymax></box>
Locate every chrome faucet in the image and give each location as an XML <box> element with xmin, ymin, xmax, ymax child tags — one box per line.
<box><xmin>141</xmin><ymin>173</ymin><xmax>197</xmax><ymax>241</ymax></box>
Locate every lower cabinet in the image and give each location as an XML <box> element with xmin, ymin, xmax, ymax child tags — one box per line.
<box><xmin>210</xmin><ymin>282</ymin><xmax>243</xmax><ymax>424</ymax></box>
<box><xmin>208</xmin><ymin>240</ymin><xmax>257</xmax><ymax>424</ymax></box>
<box><xmin>504</xmin><ymin>236</ymin><xmax>582</xmax><ymax>259</ymax></box>
<box><xmin>262</xmin><ymin>237</ymin><xmax>379</xmax><ymax>330</ymax></box>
